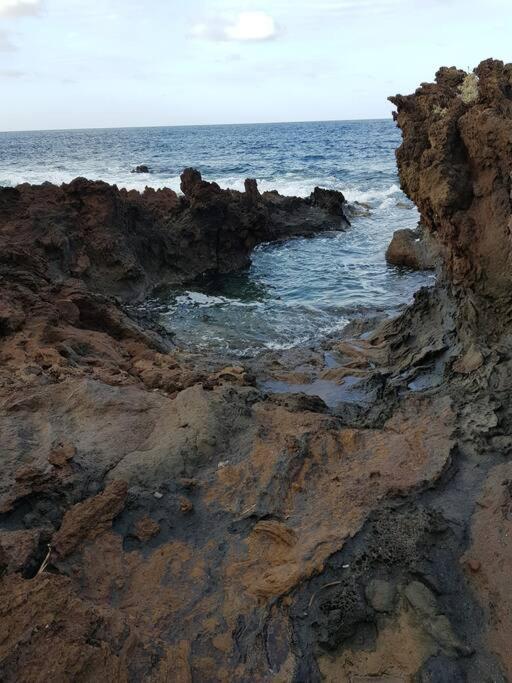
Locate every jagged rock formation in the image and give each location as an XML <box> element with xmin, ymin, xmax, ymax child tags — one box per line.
<box><xmin>0</xmin><ymin>170</ymin><xmax>348</xmax><ymax>302</ymax></box>
<box><xmin>390</xmin><ymin>58</ymin><xmax>512</xmax><ymax>301</ymax></box>
<box><xmin>1</xmin><ymin>60</ymin><xmax>512</xmax><ymax>682</ymax></box>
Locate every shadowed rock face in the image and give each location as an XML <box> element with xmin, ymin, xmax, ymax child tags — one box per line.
<box><xmin>390</xmin><ymin>58</ymin><xmax>512</xmax><ymax>298</ymax></box>
<box><xmin>0</xmin><ymin>170</ymin><xmax>349</xmax><ymax>302</ymax></box>
<box><xmin>1</xmin><ymin>62</ymin><xmax>512</xmax><ymax>682</ymax></box>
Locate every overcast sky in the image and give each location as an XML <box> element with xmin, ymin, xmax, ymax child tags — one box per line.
<box><xmin>0</xmin><ymin>0</ymin><xmax>510</xmax><ymax>131</ymax></box>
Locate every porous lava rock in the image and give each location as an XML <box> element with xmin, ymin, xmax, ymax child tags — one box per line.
<box><xmin>1</xmin><ymin>61</ymin><xmax>512</xmax><ymax>681</ymax></box>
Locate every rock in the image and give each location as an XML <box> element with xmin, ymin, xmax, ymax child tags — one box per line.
<box><xmin>404</xmin><ymin>582</ymin><xmax>470</xmax><ymax>656</ymax></box>
<box><xmin>55</xmin><ymin>299</ymin><xmax>81</xmax><ymax>324</ymax></box>
<box><xmin>465</xmin><ymin>559</ymin><xmax>481</xmax><ymax>573</ymax></box>
<box><xmin>48</xmin><ymin>442</ymin><xmax>76</xmax><ymax>467</ymax></box>
<box><xmin>390</xmin><ymin>59</ymin><xmax>512</xmax><ymax>298</ymax></box>
<box><xmin>452</xmin><ymin>346</ymin><xmax>484</xmax><ymax>374</ymax></box>
<box><xmin>404</xmin><ymin>581</ymin><xmax>439</xmax><ymax>617</ymax></box>
<box><xmin>0</xmin><ymin>299</ymin><xmax>25</xmax><ymax>335</ymax></box>
<box><xmin>244</xmin><ymin>178</ymin><xmax>261</xmax><ymax>203</ymax></box>
<box><xmin>179</xmin><ymin>496</ymin><xmax>194</xmax><ymax>514</ymax></box>
<box><xmin>365</xmin><ymin>579</ymin><xmax>396</xmax><ymax>613</ymax></box>
<box><xmin>309</xmin><ymin>186</ymin><xmax>350</xmax><ymax>223</ymax></box>
<box><xmin>0</xmin><ymin>170</ymin><xmax>350</xmax><ymax>308</ymax></box>
<box><xmin>1</xmin><ymin>59</ymin><xmax>512</xmax><ymax>680</ymax></box>
<box><xmin>131</xmin><ymin>164</ymin><xmax>150</xmax><ymax>173</ymax></box>
<box><xmin>53</xmin><ymin>480</ymin><xmax>128</xmax><ymax>557</ymax></box>
<box><xmin>0</xmin><ymin>529</ymin><xmax>41</xmax><ymax>573</ymax></box>
<box><xmin>385</xmin><ymin>227</ymin><xmax>437</xmax><ymax>270</ymax></box>
<box><xmin>133</xmin><ymin>516</ymin><xmax>160</xmax><ymax>542</ymax></box>
<box><xmin>347</xmin><ymin>201</ymin><xmax>372</xmax><ymax>217</ymax></box>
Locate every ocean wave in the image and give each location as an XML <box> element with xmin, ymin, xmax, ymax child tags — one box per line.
<box><xmin>0</xmin><ymin>168</ymin><xmax>403</xmax><ymax>211</ymax></box>
<box><xmin>342</xmin><ymin>183</ymin><xmax>401</xmax><ymax>205</ymax></box>
<box><xmin>171</xmin><ymin>291</ymin><xmax>264</xmax><ymax>309</ymax></box>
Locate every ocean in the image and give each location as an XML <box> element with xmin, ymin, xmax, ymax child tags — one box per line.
<box><xmin>0</xmin><ymin>120</ymin><xmax>434</xmax><ymax>356</ymax></box>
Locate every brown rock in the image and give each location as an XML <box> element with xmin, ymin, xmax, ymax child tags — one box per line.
<box><xmin>53</xmin><ymin>480</ymin><xmax>128</xmax><ymax>557</ymax></box>
<box><xmin>466</xmin><ymin>559</ymin><xmax>481</xmax><ymax>573</ymax></box>
<box><xmin>48</xmin><ymin>442</ymin><xmax>76</xmax><ymax>467</ymax></box>
<box><xmin>133</xmin><ymin>516</ymin><xmax>160</xmax><ymax>542</ymax></box>
<box><xmin>179</xmin><ymin>496</ymin><xmax>194</xmax><ymax>514</ymax></box>
<box><xmin>385</xmin><ymin>227</ymin><xmax>437</xmax><ymax>270</ymax></box>
<box><xmin>390</xmin><ymin>59</ymin><xmax>512</xmax><ymax>298</ymax></box>
<box><xmin>55</xmin><ymin>299</ymin><xmax>81</xmax><ymax>324</ymax></box>
<box><xmin>0</xmin><ymin>529</ymin><xmax>41</xmax><ymax>573</ymax></box>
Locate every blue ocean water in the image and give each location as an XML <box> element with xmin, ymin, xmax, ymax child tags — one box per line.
<box><xmin>0</xmin><ymin>120</ymin><xmax>433</xmax><ymax>355</ymax></box>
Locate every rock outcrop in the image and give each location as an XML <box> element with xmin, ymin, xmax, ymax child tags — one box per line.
<box><xmin>1</xmin><ymin>60</ymin><xmax>512</xmax><ymax>682</ymax></box>
<box><xmin>132</xmin><ymin>164</ymin><xmax>150</xmax><ymax>173</ymax></box>
<box><xmin>0</xmin><ymin>170</ymin><xmax>348</xmax><ymax>302</ymax></box>
<box><xmin>385</xmin><ymin>223</ymin><xmax>438</xmax><ymax>270</ymax></box>
<box><xmin>390</xmin><ymin>58</ymin><xmax>512</xmax><ymax>301</ymax></box>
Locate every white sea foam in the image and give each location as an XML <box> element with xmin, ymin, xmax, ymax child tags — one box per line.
<box><xmin>171</xmin><ymin>291</ymin><xmax>264</xmax><ymax>309</ymax></box>
<box><xmin>343</xmin><ymin>183</ymin><xmax>401</xmax><ymax>205</ymax></box>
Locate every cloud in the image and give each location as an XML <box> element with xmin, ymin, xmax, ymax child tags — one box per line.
<box><xmin>0</xmin><ymin>0</ymin><xmax>41</xmax><ymax>17</ymax></box>
<box><xmin>191</xmin><ymin>11</ymin><xmax>277</xmax><ymax>42</ymax></box>
<box><xmin>0</xmin><ymin>68</ymin><xmax>24</xmax><ymax>77</ymax></box>
<box><xmin>0</xmin><ymin>29</ymin><xmax>16</xmax><ymax>50</ymax></box>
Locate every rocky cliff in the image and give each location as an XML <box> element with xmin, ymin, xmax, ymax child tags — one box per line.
<box><xmin>0</xmin><ymin>60</ymin><xmax>512</xmax><ymax>682</ymax></box>
<box><xmin>390</xmin><ymin>58</ymin><xmax>512</xmax><ymax>301</ymax></box>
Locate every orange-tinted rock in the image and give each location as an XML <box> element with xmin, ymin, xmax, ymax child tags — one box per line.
<box><xmin>53</xmin><ymin>481</ymin><xmax>128</xmax><ymax>557</ymax></box>
<box><xmin>390</xmin><ymin>59</ymin><xmax>512</xmax><ymax>299</ymax></box>
<box><xmin>462</xmin><ymin>463</ymin><xmax>512</xmax><ymax>678</ymax></box>
<box><xmin>48</xmin><ymin>442</ymin><xmax>76</xmax><ymax>467</ymax></box>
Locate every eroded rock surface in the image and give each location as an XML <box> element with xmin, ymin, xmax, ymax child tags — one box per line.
<box><xmin>385</xmin><ymin>224</ymin><xmax>438</xmax><ymax>270</ymax></box>
<box><xmin>1</xmin><ymin>60</ymin><xmax>512</xmax><ymax>681</ymax></box>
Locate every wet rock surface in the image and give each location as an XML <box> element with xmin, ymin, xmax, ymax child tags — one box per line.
<box><xmin>0</xmin><ymin>60</ymin><xmax>512</xmax><ymax>681</ymax></box>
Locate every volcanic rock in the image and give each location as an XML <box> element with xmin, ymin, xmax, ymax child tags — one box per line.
<box><xmin>385</xmin><ymin>224</ymin><xmax>438</xmax><ymax>270</ymax></box>
<box><xmin>0</xmin><ymin>60</ymin><xmax>512</xmax><ymax>681</ymax></box>
<box><xmin>390</xmin><ymin>59</ymin><xmax>512</xmax><ymax>299</ymax></box>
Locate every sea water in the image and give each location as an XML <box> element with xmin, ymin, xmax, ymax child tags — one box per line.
<box><xmin>0</xmin><ymin>120</ymin><xmax>434</xmax><ymax>355</ymax></box>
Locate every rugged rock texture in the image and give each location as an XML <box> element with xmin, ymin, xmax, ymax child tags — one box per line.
<box><xmin>385</xmin><ymin>223</ymin><xmax>439</xmax><ymax>270</ymax></box>
<box><xmin>390</xmin><ymin>58</ymin><xmax>512</xmax><ymax>300</ymax></box>
<box><xmin>0</xmin><ymin>170</ymin><xmax>348</xmax><ymax>302</ymax></box>
<box><xmin>1</xmin><ymin>60</ymin><xmax>512</xmax><ymax>682</ymax></box>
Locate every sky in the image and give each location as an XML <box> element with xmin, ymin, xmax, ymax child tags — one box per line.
<box><xmin>0</xmin><ymin>0</ymin><xmax>510</xmax><ymax>131</ymax></box>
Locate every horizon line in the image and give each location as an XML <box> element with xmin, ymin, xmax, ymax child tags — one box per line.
<box><xmin>0</xmin><ymin>115</ymin><xmax>393</xmax><ymax>135</ymax></box>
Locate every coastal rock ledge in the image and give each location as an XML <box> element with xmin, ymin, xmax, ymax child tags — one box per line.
<box><xmin>0</xmin><ymin>59</ymin><xmax>512</xmax><ymax>682</ymax></box>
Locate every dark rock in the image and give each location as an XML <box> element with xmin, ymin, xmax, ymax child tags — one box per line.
<box><xmin>309</xmin><ymin>186</ymin><xmax>350</xmax><ymax>224</ymax></box>
<box><xmin>131</xmin><ymin>165</ymin><xmax>150</xmax><ymax>173</ymax></box>
<box><xmin>365</xmin><ymin>579</ymin><xmax>396</xmax><ymax>613</ymax></box>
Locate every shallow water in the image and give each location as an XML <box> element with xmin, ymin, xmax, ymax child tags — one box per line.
<box><xmin>0</xmin><ymin>119</ymin><xmax>434</xmax><ymax>355</ymax></box>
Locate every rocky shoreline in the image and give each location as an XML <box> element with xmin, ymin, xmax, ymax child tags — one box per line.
<box><xmin>1</xmin><ymin>58</ymin><xmax>512</xmax><ymax>681</ymax></box>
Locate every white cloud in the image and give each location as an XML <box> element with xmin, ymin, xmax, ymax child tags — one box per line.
<box><xmin>0</xmin><ymin>0</ymin><xmax>41</xmax><ymax>17</ymax></box>
<box><xmin>191</xmin><ymin>11</ymin><xmax>277</xmax><ymax>42</ymax></box>
<box><xmin>0</xmin><ymin>68</ymin><xmax>24</xmax><ymax>76</ymax></box>
<box><xmin>0</xmin><ymin>29</ymin><xmax>15</xmax><ymax>50</ymax></box>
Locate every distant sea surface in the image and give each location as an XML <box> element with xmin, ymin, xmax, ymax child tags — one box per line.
<box><xmin>0</xmin><ymin>120</ymin><xmax>434</xmax><ymax>355</ymax></box>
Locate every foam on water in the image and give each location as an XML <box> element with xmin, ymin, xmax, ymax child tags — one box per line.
<box><xmin>0</xmin><ymin>120</ymin><xmax>434</xmax><ymax>356</ymax></box>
